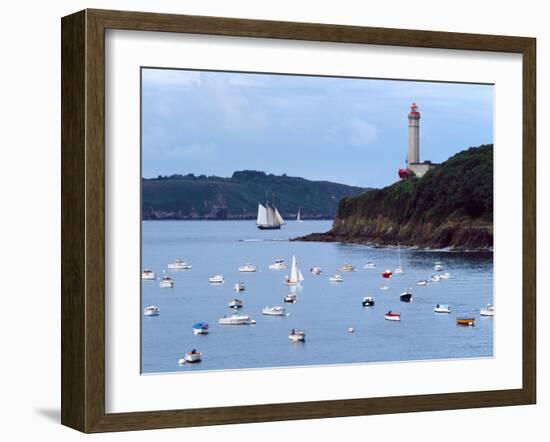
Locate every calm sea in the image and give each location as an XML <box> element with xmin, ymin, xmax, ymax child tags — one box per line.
<box><xmin>141</xmin><ymin>220</ymin><xmax>493</xmax><ymax>374</ymax></box>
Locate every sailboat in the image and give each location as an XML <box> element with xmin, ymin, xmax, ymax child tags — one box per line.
<box><xmin>394</xmin><ymin>242</ymin><xmax>404</xmax><ymax>274</ymax></box>
<box><xmin>284</xmin><ymin>255</ymin><xmax>304</xmax><ymax>286</ymax></box>
<box><xmin>296</xmin><ymin>208</ymin><xmax>304</xmax><ymax>223</ymax></box>
<box><xmin>256</xmin><ymin>202</ymin><xmax>285</xmax><ymax>230</ymax></box>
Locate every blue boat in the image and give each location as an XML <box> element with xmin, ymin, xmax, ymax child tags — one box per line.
<box><xmin>193</xmin><ymin>322</ymin><xmax>209</xmax><ymax>335</ymax></box>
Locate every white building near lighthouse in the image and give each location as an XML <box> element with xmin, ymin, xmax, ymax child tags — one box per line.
<box><xmin>399</xmin><ymin>102</ymin><xmax>438</xmax><ymax>179</ymax></box>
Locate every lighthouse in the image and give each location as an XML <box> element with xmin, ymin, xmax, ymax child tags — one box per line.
<box><xmin>398</xmin><ymin>102</ymin><xmax>438</xmax><ymax>179</ymax></box>
<box><xmin>407</xmin><ymin>102</ymin><xmax>420</xmax><ymax>165</ymax></box>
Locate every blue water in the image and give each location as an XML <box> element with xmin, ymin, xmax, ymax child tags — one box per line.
<box><xmin>141</xmin><ymin>220</ymin><xmax>493</xmax><ymax>374</ymax></box>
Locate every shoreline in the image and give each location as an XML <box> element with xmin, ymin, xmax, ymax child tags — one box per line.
<box><xmin>291</xmin><ymin>231</ymin><xmax>493</xmax><ymax>253</ymax></box>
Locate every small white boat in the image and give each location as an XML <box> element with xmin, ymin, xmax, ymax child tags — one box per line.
<box><xmin>328</xmin><ymin>274</ymin><xmax>344</xmax><ymax>283</ymax></box>
<box><xmin>430</xmin><ymin>274</ymin><xmax>441</xmax><ymax>282</ymax></box>
<box><xmin>439</xmin><ymin>272</ymin><xmax>452</xmax><ymax>280</ymax></box>
<box><xmin>288</xmin><ymin>329</ymin><xmax>306</xmax><ymax>342</ymax></box>
<box><xmin>380</xmin><ymin>285</ymin><xmax>390</xmax><ymax>290</ymax></box>
<box><xmin>434</xmin><ymin>262</ymin><xmax>444</xmax><ymax>271</ymax></box>
<box><xmin>234</xmin><ymin>282</ymin><xmax>246</xmax><ymax>291</ymax></box>
<box><xmin>159</xmin><ymin>276</ymin><xmax>174</xmax><ymax>288</ymax></box>
<box><xmin>239</xmin><ymin>263</ymin><xmax>257</xmax><ymax>272</ymax></box>
<box><xmin>228</xmin><ymin>298</ymin><xmax>243</xmax><ymax>309</ymax></box>
<box><xmin>384</xmin><ymin>311</ymin><xmax>401</xmax><ymax>321</ymax></box>
<box><xmin>284</xmin><ymin>293</ymin><xmax>297</xmax><ymax>303</ymax></box>
<box><xmin>339</xmin><ymin>263</ymin><xmax>356</xmax><ymax>272</ymax></box>
<box><xmin>193</xmin><ymin>322</ymin><xmax>209</xmax><ymax>335</ymax></box>
<box><xmin>284</xmin><ymin>255</ymin><xmax>304</xmax><ymax>286</ymax></box>
<box><xmin>394</xmin><ymin>267</ymin><xmax>404</xmax><ymax>275</ymax></box>
<box><xmin>348</xmin><ymin>327</ymin><xmax>355</xmax><ymax>333</ymax></box>
<box><xmin>183</xmin><ymin>349</ymin><xmax>202</xmax><ymax>363</ymax></box>
<box><xmin>208</xmin><ymin>275</ymin><xmax>224</xmax><ymax>284</ymax></box>
<box><xmin>434</xmin><ymin>304</ymin><xmax>451</xmax><ymax>313</ymax></box>
<box><xmin>269</xmin><ymin>259</ymin><xmax>287</xmax><ymax>270</ymax></box>
<box><xmin>167</xmin><ymin>259</ymin><xmax>192</xmax><ymax>270</ymax></box>
<box><xmin>141</xmin><ymin>269</ymin><xmax>156</xmax><ymax>280</ymax></box>
<box><xmin>262</xmin><ymin>306</ymin><xmax>286</xmax><ymax>316</ymax></box>
<box><xmin>480</xmin><ymin>304</ymin><xmax>494</xmax><ymax>316</ymax></box>
<box><xmin>364</xmin><ymin>262</ymin><xmax>376</xmax><ymax>269</ymax></box>
<box><xmin>143</xmin><ymin>305</ymin><xmax>160</xmax><ymax>316</ymax></box>
<box><xmin>417</xmin><ymin>279</ymin><xmax>429</xmax><ymax>286</ymax></box>
<box><xmin>362</xmin><ymin>296</ymin><xmax>375</xmax><ymax>307</ymax></box>
<box><xmin>310</xmin><ymin>266</ymin><xmax>322</xmax><ymax>275</ymax></box>
<box><xmin>218</xmin><ymin>314</ymin><xmax>250</xmax><ymax>325</ymax></box>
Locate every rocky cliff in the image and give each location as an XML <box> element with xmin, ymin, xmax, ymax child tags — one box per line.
<box><xmin>296</xmin><ymin>144</ymin><xmax>493</xmax><ymax>250</ymax></box>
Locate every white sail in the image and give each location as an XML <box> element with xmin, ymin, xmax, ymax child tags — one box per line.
<box><xmin>257</xmin><ymin>204</ymin><xmax>268</xmax><ymax>226</ymax></box>
<box><xmin>267</xmin><ymin>206</ymin><xmax>276</xmax><ymax>226</ymax></box>
<box><xmin>274</xmin><ymin>208</ymin><xmax>285</xmax><ymax>225</ymax></box>
<box><xmin>296</xmin><ymin>209</ymin><xmax>301</xmax><ymax>222</ymax></box>
<box><xmin>298</xmin><ymin>269</ymin><xmax>304</xmax><ymax>282</ymax></box>
<box><xmin>289</xmin><ymin>255</ymin><xmax>299</xmax><ymax>283</ymax></box>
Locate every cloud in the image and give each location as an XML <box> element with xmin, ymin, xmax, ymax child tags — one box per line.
<box><xmin>347</xmin><ymin>117</ymin><xmax>378</xmax><ymax>147</ymax></box>
<box><xmin>164</xmin><ymin>143</ymin><xmax>215</xmax><ymax>158</ymax></box>
<box><xmin>142</xmin><ymin>69</ymin><xmax>202</xmax><ymax>88</ymax></box>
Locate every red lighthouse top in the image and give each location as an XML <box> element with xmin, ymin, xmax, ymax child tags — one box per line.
<box><xmin>409</xmin><ymin>102</ymin><xmax>420</xmax><ymax>117</ymax></box>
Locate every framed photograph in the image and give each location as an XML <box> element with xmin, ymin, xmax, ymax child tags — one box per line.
<box><xmin>61</xmin><ymin>9</ymin><xmax>536</xmax><ymax>433</ymax></box>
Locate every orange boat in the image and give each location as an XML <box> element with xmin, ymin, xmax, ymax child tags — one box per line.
<box><xmin>456</xmin><ymin>318</ymin><xmax>475</xmax><ymax>326</ymax></box>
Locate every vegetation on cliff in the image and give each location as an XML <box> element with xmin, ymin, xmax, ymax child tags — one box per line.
<box><xmin>298</xmin><ymin>144</ymin><xmax>493</xmax><ymax>249</ymax></box>
<box><xmin>142</xmin><ymin>170</ymin><xmax>366</xmax><ymax>220</ymax></box>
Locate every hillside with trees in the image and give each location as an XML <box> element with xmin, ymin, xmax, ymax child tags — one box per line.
<box><xmin>296</xmin><ymin>144</ymin><xmax>493</xmax><ymax>250</ymax></box>
<box><xmin>142</xmin><ymin>170</ymin><xmax>366</xmax><ymax>220</ymax></box>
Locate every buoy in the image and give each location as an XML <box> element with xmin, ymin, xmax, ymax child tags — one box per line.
<box><xmin>178</xmin><ymin>358</ymin><xmax>186</xmax><ymax>365</ymax></box>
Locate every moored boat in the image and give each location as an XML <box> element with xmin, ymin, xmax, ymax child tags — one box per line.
<box><xmin>284</xmin><ymin>293</ymin><xmax>297</xmax><ymax>303</ymax></box>
<box><xmin>384</xmin><ymin>311</ymin><xmax>401</xmax><ymax>321</ymax></box>
<box><xmin>234</xmin><ymin>282</ymin><xmax>246</xmax><ymax>291</ymax></box>
<box><xmin>480</xmin><ymin>304</ymin><xmax>494</xmax><ymax>316</ymax></box>
<box><xmin>143</xmin><ymin>305</ymin><xmax>160</xmax><ymax>316</ymax></box>
<box><xmin>364</xmin><ymin>261</ymin><xmax>376</xmax><ymax>269</ymax></box>
<box><xmin>434</xmin><ymin>304</ymin><xmax>451</xmax><ymax>313</ymax></box>
<box><xmin>434</xmin><ymin>262</ymin><xmax>444</xmax><ymax>271</ymax></box>
<box><xmin>141</xmin><ymin>269</ymin><xmax>156</xmax><ymax>280</ymax></box>
<box><xmin>328</xmin><ymin>274</ymin><xmax>344</xmax><ymax>283</ymax></box>
<box><xmin>228</xmin><ymin>298</ymin><xmax>243</xmax><ymax>309</ymax></box>
<box><xmin>310</xmin><ymin>266</ymin><xmax>322</xmax><ymax>275</ymax></box>
<box><xmin>208</xmin><ymin>274</ymin><xmax>224</xmax><ymax>284</ymax></box>
<box><xmin>382</xmin><ymin>270</ymin><xmax>393</xmax><ymax>278</ymax></box>
<box><xmin>269</xmin><ymin>259</ymin><xmax>287</xmax><ymax>270</ymax></box>
<box><xmin>361</xmin><ymin>296</ymin><xmax>375</xmax><ymax>307</ymax></box>
<box><xmin>430</xmin><ymin>274</ymin><xmax>441</xmax><ymax>282</ymax></box>
<box><xmin>288</xmin><ymin>329</ymin><xmax>306</xmax><ymax>342</ymax></box>
<box><xmin>183</xmin><ymin>349</ymin><xmax>202</xmax><ymax>363</ymax></box>
<box><xmin>456</xmin><ymin>317</ymin><xmax>475</xmax><ymax>326</ymax></box>
<box><xmin>159</xmin><ymin>275</ymin><xmax>174</xmax><ymax>288</ymax></box>
<box><xmin>167</xmin><ymin>259</ymin><xmax>192</xmax><ymax>270</ymax></box>
<box><xmin>239</xmin><ymin>263</ymin><xmax>257</xmax><ymax>272</ymax></box>
<box><xmin>193</xmin><ymin>322</ymin><xmax>209</xmax><ymax>334</ymax></box>
<box><xmin>339</xmin><ymin>263</ymin><xmax>356</xmax><ymax>272</ymax></box>
<box><xmin>218</xmin><ymin>314</ymin><xmax>250</xmax><ymax>325</ymax></box>
<box><xmin>262</xmin><ymin>306</ymin><xmax>286</xmax><ymax>316</ymax></box>
<box><xmin>380</xmin><ymin>285</ymin><xmax>390</xmax><ymax>290</ymax></box>
<box><xmin>417</xmin><ymin>279</ymin><xmax>428</xmax><ymax>286</ymax></box>
<box><xmin>439</xmin><ymin>272</ymin><xmax>452</xmax><ymax>279</ymax></box>
<box><xmin>400</xmin><ymin>289</ymin><xmax>413</xmax><ymax>302</ymax></box>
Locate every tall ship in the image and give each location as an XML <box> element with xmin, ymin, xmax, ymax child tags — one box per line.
<box><xmin>256</xmin><ymin>201</ymin><xmax>285</xmax><ymax>230</ymax></box>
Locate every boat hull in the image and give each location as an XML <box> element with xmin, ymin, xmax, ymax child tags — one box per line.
<box><xmin>257</xmin><ymin>225</ymin><xmax>281</xmax><ymax>230</ymax></box>
<box><xmin>456</xmin><ymin>318</ymin><xmax>475</xmax><ymax>326</ymax></box>
<box><xmin>385</xmin><ymin>314</ymin><xmax>401</xmax><ymax>321</ymax></box>
<box><xmin>400</xmin><ymin>294</ymin><xmax>413</xmax><ymax>302</ymax></box>
<box><xmin>262</xmin><ymin>308</ymin><xmax>286</xmax><ymax>316</ymax></box>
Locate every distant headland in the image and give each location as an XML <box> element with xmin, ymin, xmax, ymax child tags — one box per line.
<box><xmin>142</xmin><ymin>170</ymin><xmax>367</xmax><ymax>220</ymax></box>
<box><xmin>294</xmin><ymin>144</ymin><xmax>493</xmax><ymax>250</ymax></box>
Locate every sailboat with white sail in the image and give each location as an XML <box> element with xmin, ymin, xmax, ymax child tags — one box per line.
<box><xmin>256</xmin><ymin>199</ymin><xmax>285</xmax><ymax>230</ymax></box>
<box><xmin>296</xmin><ymin>208</ymin><xmax>304</xmax><ymax>223</ymax></box>
<box><xmin>284</xmin><ymin>255</ymin><xmax>304</xmax><ymax>286</ymax></box>
<box><xmin>394</xmin><ymin>242</ymin><xmax>404</xmax><ymax>274</ymax></box>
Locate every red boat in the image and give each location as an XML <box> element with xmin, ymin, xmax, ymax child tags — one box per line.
<box><xmin>382</xmin><ymin>270</ymin><xmax>393</xmax><ymax>278</ymax></box>
<box><xmin>384</xmin><ymin>311</ymin><xmax>401</xmax><ymax>321</ymax></box>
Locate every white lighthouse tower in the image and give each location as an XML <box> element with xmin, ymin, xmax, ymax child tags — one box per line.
<box><xmin>398</xmin><ymin>102</ymin><xmax>437</xmax><ymax>179</ymax></box>
<box><xmin>407</xmin><ymin>102</ymin><xmax>420</xmax><ymax>165</ymax></box>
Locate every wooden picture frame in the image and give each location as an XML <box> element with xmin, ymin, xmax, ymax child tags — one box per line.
<box><xmin>61</xmin><ymin>9</ymin><xmax>536</xmax><ymax>433</ymax></box>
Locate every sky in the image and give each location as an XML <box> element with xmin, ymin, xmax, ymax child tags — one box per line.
<box><xmin>141</xmin><ymin>68</ymin><xmax>493</xmax><ymax>188</ymax></box>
